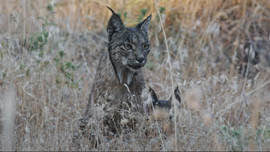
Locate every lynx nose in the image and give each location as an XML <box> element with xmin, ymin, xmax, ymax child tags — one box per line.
<box><xmin>136</xmin><ymin>54</ymin><xmax>145</xmax><ymax>63</ymax></box>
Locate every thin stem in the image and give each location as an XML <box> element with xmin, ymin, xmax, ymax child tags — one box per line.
<box><xmin>153</xmin><ymin>0</ymin><xmax>176</xmax><ymax>150</ymax></box>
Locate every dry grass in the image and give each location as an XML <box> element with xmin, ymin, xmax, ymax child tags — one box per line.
<box><xmin>1</xmin><ymin>0</ymin><xmax>270</xmax><ymax>150</ymax></box>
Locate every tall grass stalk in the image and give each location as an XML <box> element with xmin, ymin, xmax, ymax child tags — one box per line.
<box><xmin>153</xmin><ymin>0</ymin><xmax>176</xmax><ymax>150</ymax></box>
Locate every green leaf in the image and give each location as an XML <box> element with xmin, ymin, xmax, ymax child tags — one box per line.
<box><xmin>3</xmin><ymin>72</ymin><xmax>6</xmax><ymax>78</ymax></box>
<box><xmin>44</xmin><ymin>32</ymin><xmax>49</xmax><ymax>39</ymax></box>
<box><xmin>20</xmin><ymin>64</ymin><xmax>24</xmax><ymax>71</ymax></box>
<box><xmin>59</xmin><ymin>51</ymin><xmax>65</xmax><ymax>59</ymax></box>
<box><xmin>66</xmin><ymin>62</ymin><xmax>72</xmax><ymax>69</ymax></box>
<box><xmin>123</xmin><ymin>12</ymin><xmax>127</xmax><ymax>19</ymax></box>
<box><xmin>159</xmin><ymin>7</ymin><xmax>165</xmax><ymax>13</ymax></box>
<box><xmin>140</xmin><ymin>9</ymin><xmax>147</xmax><ymax>16</ymax></box>
<box><xmin>37</xmin><ymin>36</ymin><xmax>43</xmax><ymax>42</ymax></box>
<box><xmin>37</xmin><ymin>16</ymin><xmax>48</xmax><ymax>24</ymax></box>
<box><xmin>54</xmin><ymin>58</ymin><xmax>60</xmax><ymax>62</ymax></box>
<box><xmin>71</xmin><ymin>65</ymin><xmax>75</xmax><ymax>71</ymax></box>
<box><xmin>47</xmin><ymin>4</ymin><xmax>53</xmax><ymax>11</ymax></box>
<box><xmin>65</xmin><ymin>72</ymin><xmax>72</xmax><ymax>79</ymax></box>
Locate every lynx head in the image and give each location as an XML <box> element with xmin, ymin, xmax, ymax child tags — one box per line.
<box><xmin>149</xmin><ymin>86</ymin><xmax>181</xmax><ymax>110</ymax></box>
<box><xmin>106</xmin><ymin>7</ymin><xmax>151</xmax><ymax>84</ymax></box>
<box><xmin>149</xmin><ymin>86</ymin><xmax>182</xmax><ymax>119</ymax></box>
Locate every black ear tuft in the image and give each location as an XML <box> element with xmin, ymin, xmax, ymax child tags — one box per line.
<box><xmin>149</xmin><ymin>86</ymin><xmax>158</xmax><ymax>104</ymax></box>
<box><xmin>174</xmin><ymin>86</ymin><xmax>181</xmax><ymax>104</ymax></box>
<box><xmin>136</xmin><ymin>14</ymin><xmax>152</xmax><ymax>34</ymax></box>
<box><xmin>106</xmin><ymin>6</ymin><xmax>115</xmax><ymax>14</ymax></box>
<box><xmin>107</xmin><ymin>7</ymin><xmax>125</xmax><ymax>42</ymax></box>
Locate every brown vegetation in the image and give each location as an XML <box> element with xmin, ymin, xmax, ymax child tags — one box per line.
<box><xmin>0</xmin><ymin>0</ymin><xmax>270</xmax><ymax>150</ymax></box>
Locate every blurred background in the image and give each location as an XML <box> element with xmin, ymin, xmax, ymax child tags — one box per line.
<box><xmin>0</xmin><ymin>0</ymin><xmax>270</xmax><ymax>151</ymax></box>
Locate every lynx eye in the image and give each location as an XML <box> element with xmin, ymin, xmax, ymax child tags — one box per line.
<box><xmin>124</xmin><ymin>44</ymin><xmax>132</xmax><ymax>50</ymax></box>
<box><xmin>142</xmin><ymin>44</ymin><xmax>150</xmax><ymax>50</ymax></box>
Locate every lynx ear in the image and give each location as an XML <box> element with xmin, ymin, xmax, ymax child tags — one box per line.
<box><xmin>149</xmin><ymin>86</ymin><xmax>158</xmax><ymax>104</ymax></box>
<box><xmin>136</xmin><ymin>14</ymin><xmax>152</xmax><ymax>33</ymax></box>
<box><xmin>174</xmin><ymin>86</ymin><xmax>181</xmax><ymax>104</ymax></box>
<box><xmin>107</xmin><ymin>6</ymin><xmax>125</xmax><ymax>42</ymax></box>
